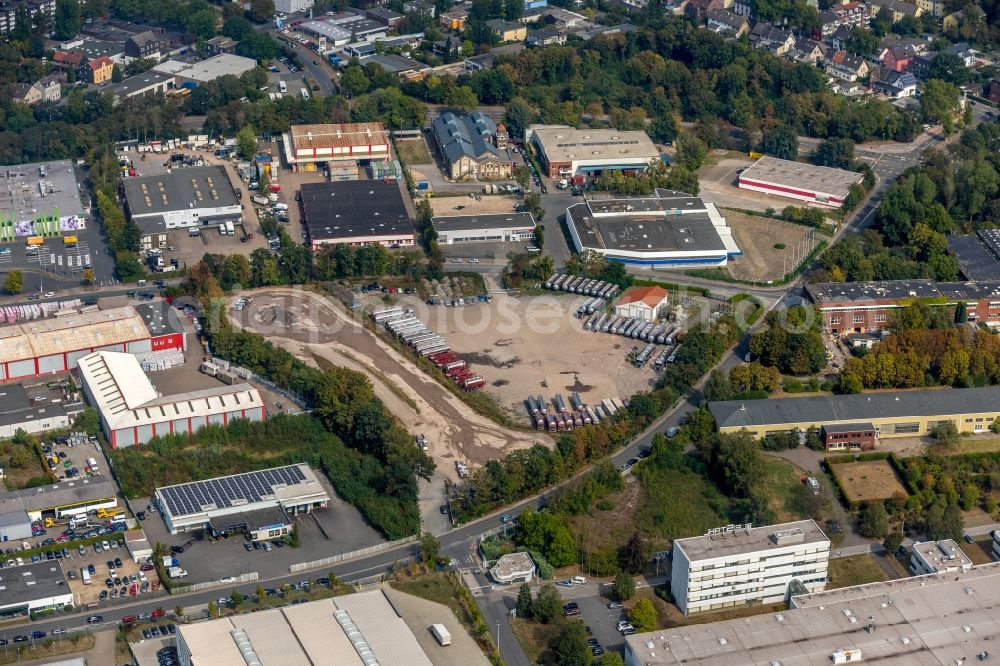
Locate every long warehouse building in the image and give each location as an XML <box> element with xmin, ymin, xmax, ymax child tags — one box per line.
<box><xmin>0</xmin><ymin>302</ymin><xmax>184</xmax><ymax>383</ymax></box>
<box><xmin>431</xmin><ymin>212</ymin><xmax>536</xmax><ymax>244</ymax></box>
<box><xmin>737</xmin><ymin>156</ymin><xmax>865</xmax><ymax>207</ymax></box>
<box><xmin>0</xmin><ymin>475</ymin><xmax>118</xmax><ymax>523</ymax></box>
<box><xmin>77</xmin><ymin>350</ymin><xmax>264</xmax><ymax>448</ymax></box>
<box><xmin>709</xmin><ymin>385</ymin><xmax>1000</xmax><ymax>443</ymax></box>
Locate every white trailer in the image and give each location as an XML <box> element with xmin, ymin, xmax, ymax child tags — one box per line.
<box><xmin>431</xmin><ymin>624</ymin><xmax>452</xmax><ymax>646</ymax></box>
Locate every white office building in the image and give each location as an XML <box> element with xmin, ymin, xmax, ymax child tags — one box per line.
<box><xmin>910</xmin><ymin>539</ymin><xmax>973</xmax><ymax>575</ymax></box>
<box><xmin>671</xmin><ymin>520</ymin><xmax>830</xmax><ymax>616</ymax></box>
<box><xmin>274</xmin><ymin>0</ymin><xmax>313</xmax><ymax>14</ymax></box>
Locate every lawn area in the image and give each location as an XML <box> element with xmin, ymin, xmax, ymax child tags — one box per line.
<box><xmin>762</xmin><ymin>456</ymin><xmax>811</xmax><ymax>522</ymax></box>
<box><xmin>0</xmin><ymin>634</ymin><xmax>94</xmax><ymax>665</ymax></box>
<box><xmin>510</xmin><ymin>617</ymin><xmax>573</xmax><ymax>665</ymax></box>
<box><xmin>827</xmin><ymin>555</ymin><xmax>887</xmax><ymax>590</ymax></box>
<box><xmin>634</xmin><ymin>464</ymin><xmax>728</xmax><ymax>544</ymax></box>
<box><xmin>952</xmin><ymin>435</ymin><xmax>1000</xmax><ymax>454</ymax></box>
<box><xmin>634</xmin><ymin>588</ymin><xmax>785</xmax><ymax>629</ymax></box>
<box><xmin>395</xmin><ymin>138</ymin><xmax>432</xmax><ymax>165</ymax></box>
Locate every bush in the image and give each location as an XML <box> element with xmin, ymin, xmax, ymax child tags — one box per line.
<box><xmin>529</xmin><ymin>550</ymin><xmax>555</xmax><ymax>580</ymax></box>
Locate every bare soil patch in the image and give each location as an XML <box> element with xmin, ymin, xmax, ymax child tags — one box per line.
<box><xmin>830</xmin><ymin>460</ymin><xmax>909</xmax><ymax>503</ymax></box>
<box><xmin>724</xmin><ymin>210</ymin><xmax>818</xmax><ymax>282</ymax></box>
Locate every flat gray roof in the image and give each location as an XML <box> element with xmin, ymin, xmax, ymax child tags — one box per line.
<box><xmin>0</xmin><ymin>160</ymin><xmax>85</xmax><ymax>225</ymax></box>
<box><xmin>822</xmin><ymin>422</ymin><xmax>875</xmax><ymax>433</ymax></box>
<box><xmin>739</xmin><ymin>156</ymin><xmax>864</xmax><ymax>198</ymax></box>
<box><xmin>0</xmin><ymin>475</ymin><xmax>116</xmax><ymax>516</ymax></box>
<box><xmin>0</xmin><ymin>383</ymin><xmax>69</xmax><ymax>431</ymax></box>
<box><xmin>805</xmin><ymin>279</ymin><xmax>1000</xmax><ymax>304</ymax></box>
<box><xmin>0</xmin><ymin>510</ymin><xmax>30</xmax><ymax>529</ymax></box>
<box><xmin>133</xmin><ymin>301</ymin><xmax>186</xmax><ymax>337</ymax></box>
<box><xmin>122</xmin><ymin>165</ymin><xmax>238</xmax><ymax>217</ymax></box>
<box><xmin>433</xmin><ymin>212</ymin><xmax>535</xmax><ymax>233</ymax></box>
<box><xmin>0</xmin><ymin>561</ymin><xmax>69</xmax><ymax>606</ymax></box>
<box><xmin>626</xmin><ymin>561</ymin><xmax>1000</xmax><ymax>665</ymax></box>
<box><xmin>948</xmin><ymin>234</ymin><xmax>1000</xmax><ymax>281</ymax></box>
<box><xmin>103</xmin><ymin>71</ymin><xmax>173</xmax><ymax>97</ymax></box>
<box><xmin>710</xmin><ymin>386</ymin><xmax>1000</xmax><ymax>429</ymax></box>
<box><xmin>531</xmin><ymin>126</ymin><xmax>658</xmax><ymax>165</ymax></box>
<box><xmin>675</xmin><ymin>520</ymin><xmax>828</xmax><ymax>561</ymax></box>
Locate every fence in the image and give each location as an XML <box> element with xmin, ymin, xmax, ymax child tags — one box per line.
<box><xmin>288</xmin><ymin>535</ymin><xmax>417</xmax><ymax>573</ymax></box>
<box><xmin>250</xmin><ymin>372</ymin><xmax>311</xmax><ymax>410</ymax></box>
<box><xmin>172</xmin><ymin>572</ymin><xmax>258</xmax><ymax>594</ymax></box>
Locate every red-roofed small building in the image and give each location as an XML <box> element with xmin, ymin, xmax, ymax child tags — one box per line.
<box><xmin>615</xmin><ymin>286</ymin><xmax>670</xmax><ymax>322</ymax></box>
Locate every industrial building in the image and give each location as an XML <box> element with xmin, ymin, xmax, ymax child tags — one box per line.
<box><xmin>298</xmin><ymin>11</ymin><xmax>386</xmax><ymax>47</ymax></box>
<box><xmin>0</xmin><ymin>160</ymin><xmax>87</xmax><ymax>241</ymax></box>
<box><xmin>300</xmin><ymin>180</ymin><xmax>415</xmax><ymax>249</ymax></box>
<box><xmin>431</xmin><ymin>112</ymin><xmax>515</xmax><ymax>180</ymax></box>
<box><xmin>0</xmin><ymin>382</ymin><xmax>77</xmax><ymax>438</ymax></box>
<box><xmin>176</xmin><ymin>590</ymin><xmax>433</xmax><ymax>666</ymax></box>
<box><xmin>947</xmin><ymin>232</ymin><xmax>1000</xmax><ymax>281</ymax></box>
<box><xmin>0</xmin><ymin>303</ymin><xmax>185</xmax><ymax>383</ymax></box>
<box><xmin>155</xmin><ymin>464</ymin><xmax>329</xmax><ymax>536</ymax></box>
<box><xmin>804</xmin><ymin>279</ymin><xmax>1000</xmax><ymax>333</ymax></box>
<box><xmin>709</xmin><ymin>386</ymin><xmax>1000</xmax><ymax>442</ymax></box>
<box><xmin>274</xmin><ymin>0</ymin><xmax>312</xmax><ymax>14</ymax></box>
<box><xmin>565</xmin><ymin>190</ymin><xmax>741</xmax><ymax>268</ymax></box>
<box><xmin>0</xmin><ymin>510</ymin><xmax>31</xmax><ymax>542</ymax></box>
<box><xmin>152</xmin><ymin>54</ymin><xmax>258</xmax><ymax>86</ymax></box>
<box><xmin>0</xmin><ymin>561</ymin><xmax>73</xmax><ymax>618</ymax></box>
<box><xmin>103</xmin><ymin>71</ymin><xmax>173</xmax><ymax>104</ymax></box>
<box><xmin>0</xmin><ymin>475</ymin><xmax>118</xmax><ymax>522</ymax></box>
<box><xmin>78</xmin><ymin>350</ymin><xmax>263</xmax><ymax>448</ymax></box>
<box><xmin>910</xmin><ymin>539</ymin><xmax>973</xmax><ymax>575</ymax></box>
<box><xmin>121</xmin><ymin>165</ymin><xmax>241</xmax><ymax>237</ymax></box>
<box><xmin>490</xmin><ymin>552</ymin><xmax>536</xmax><ymax>584</ymax></box>
<box><xmin>737</xmin><ymin>156</ymin><xmax>865</xmax><ymax>207</ymax></box>
<box><xmin>670</xmin><ymin>520</ymin><xmax>830</xmax><ymax>616</ymax></box>
<box><xmin>614</xmin><ymin>285</ymin><xmax>670</xmax><ymax>323</ymax></box>
<box><xmin>625</xmin><ymin>561</ymin><xmax>1000</xmax><ymax>666</ymax></box>
<box><xmin>431</xmin><ymin>212</ymin><xmax>536</xmax><ymax>245</ymax></box>
<box><xmin>281</xmin><ymin>122</ymin><xmax>390</xmax><ymax>171</ymax></box>
<box><xmin>527</xmin><ymin>125</ymin><xmax>660</xmax><ymax>178</ymax></box>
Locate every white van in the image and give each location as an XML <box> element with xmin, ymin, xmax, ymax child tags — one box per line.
<box><xmin>300</xmin><ymin>88</ymin><xmax>310</xmax><ymax>100</ymax></box>
<box><xmin>272</xmin><ymin>203</ymin><xmax>288</xmax><ymax>212</ymax></box>
<box><xmin>278</xmin><ymin>80</ymin><xmax>287</xmax><ymax>94</ymax></box>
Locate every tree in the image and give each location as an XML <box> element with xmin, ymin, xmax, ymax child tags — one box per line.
<box><xmin>531</xmin><ymin>584</ymin><xmax>561</xmax><ymax>623</ymax></box>
<box><xmin>504</xmin><ymin>97</ymin><xmax>535</xmax><ymax>139</ymax></box>
<box><xmin>207</xmin><ymin>600</ymin><xmax>218</xmax><ymax>618</ymax></box>
<box><xmin>66</xmin><ymin>65</ymin><xmax>75</xmax><ymax>84</ymax></box>
<box><xmin>255</xmin><ymin>584</ymin><xmax>266</xmax><ymax>601</ymax></box>
<box><xmin>230</xmin><ymin>590</ymin><xmax>245</xmax><ymax>606</ymax></box>
<box><xmin>419</xmin><ymin>531</ymin><xmax>441</xmax><ymax>564</ymax></box>
<box><xmin>812</xmin><ymin>138</ymin><xmax>855</xmax><ymax>168</ymax></box>
<box><xmin>858</xmin><ymin>501</ymin><xmax>889</xmax><ymax>538</ymax></box>
<box><xmin>883</xmin><ymin>531</ymin><xmax>903</xmax><ymax>555</ymax></box>
<box><xmin>930</xmin><ymin>421</ymin><xmax>959</xmax><ymax>449</ymax></box>
<box><xmin>601</xmin><ymin>653</ymin><xmax>626</xmax><ymax>666</ymax></box>
<box><xmin>612</xmin><ymin>571</ymin><xmax>636</xmax><ymax>601</ymax></box>
<box><xmin>82</xmin><ymin>268</ymin><xmax>95</xmax><ymax>285</ymax></box>
<box><xmin>919</xmin><ymin>79</ymin><xmax>961</xmax><ymax>132</ymax></box>
<box><xmin>341</xmin><ymin>65</ymin><xmax>370</xmax><ymax>97</ymax></box>
<box><xmin>249</xmin><ymin>0</ymin><xmax>274</xmax><ymax>22</ymax></box>
<box><xmin>761</xmin><ymin>124</ymin><xmax>799</xmax><ymax>160</ymax></box>
<box><xmin>553</xmin><ymin>622</ymin><xmax>591</xmax><ymax>666</ymax></box>
<box><xmin>236</xmin><ymin>126</ymin><xmax>257</xmax><ymax>161</ymax></box>
<box><xmin>174</xmin><ymin>604</ymin><xmax>184</xmax><ymax>619</ymax></box>
<box><xmin>3</xmin><ymin>270</ymin><xmax>23</xmax><ymax>295</ymax></box>
<box><xmin>926</xmin><ymin>504</ymin><xmax>964</xmax><ymax>541</ymax></box>
<box><xmin>443</xmin><ymin>85</ymin><xmax>478</xmax><ymax>111</ymax></box>
<box><xmin>618</xmin><ymin>531</ymin><xmax>645</xmax><ymax>574</ymax></box>
<box><xmin>54</xmin><ymin>0</ymin><xmax>81</xmax><ymax>39</ymax></box>
<box><xmin>514</xmin><ymin>165</ymin><xmax>530</xmax><ymax>190</ymax></box>
<box><xmin>627</xmin><ymin>598</ymin><xmax>657</xmax><ymax>632</ymax></box>
<box><xmin>516</xmin><ymin>583</ymin><xmax>533</xmax><ymax>619</ymax></box>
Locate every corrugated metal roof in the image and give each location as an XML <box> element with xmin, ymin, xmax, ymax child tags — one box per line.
<box><xmin>282</xmin><ymin>599</ymin><xmax>364</xmax><ymax>666</ymax></box>
<box><xmin>334</xmin><ymin>591</ymin><xmax>433</xmax><ymax>666</ymax></box>
<box><xmin>709</xmin><ymin>386</ymin><xmax>1000</xmax><ymax>429</ymax></box>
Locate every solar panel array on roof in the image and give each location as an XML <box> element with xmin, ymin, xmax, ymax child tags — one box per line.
<box><xmin>159</xmin><ymin>466</ymin><xmax>308</xmax><ymax>517</ymax></box>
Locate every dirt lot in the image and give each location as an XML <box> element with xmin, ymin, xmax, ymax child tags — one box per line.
<box><xmin>723</xmin><ymin>210</ymin><xmax>820</xmax><ymax>283</ymax></box>
<box><xmin>395</xmin><ymin>138</ymin><xmax>433</xmax><ymax>166</ymax></box>
<box><xmin>830</xmin><ymin>460</ymin><xmax>910</xmax><ymax>503</ymax></box>
<box><xmin>429</xmin><ymin>194</ymin><xmax>521</xmax><ymax>216</ymax></box>
<box><xmin>424</xmin><ymin>291</ymin><xmax>661</xmax><ymax>422</ymax></box>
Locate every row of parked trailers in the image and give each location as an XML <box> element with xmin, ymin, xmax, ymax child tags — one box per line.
<box><xmin>582</xmin><ymin>315</ymin><xmax>682</xmax><ymax>370</ymax></box>
<box><xmin>372</xmin><ymin>307</ymin><xmax>485</xmax><ymax>391</ymax></box>
<box><xmin>544</xmin><ymin>274</ymin><xmax>620</xmax><ymax>300</ymax></box>
<box><xmin>524</xmin><ymin>392</ymin><xmax>627</xmax><ymax>432</ymax></box>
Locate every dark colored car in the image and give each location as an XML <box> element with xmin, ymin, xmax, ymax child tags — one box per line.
<box><xmin>87</xmin><ymin>615</ymin><xmax>103</xmax><ymax>624</ymax></box>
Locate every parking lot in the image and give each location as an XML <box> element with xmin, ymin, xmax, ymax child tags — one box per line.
<box><xmin>132</xmin><ymin>479</ymin><xmax>386</xmax><ymax>585</ymax></box>
<box><xmin>556</xmin><ymin>581</ymin><xmax>629</xmax><ymax>656</ymax></box>
<box><xmin>129</xmin><ymin>632</ymin><xmax>175</xmax><ymax>666</ymax></box>
<box><xmin>66</xmin><ymin>539</ymin><xmax>162</xmax><ymax>607</ymax></box>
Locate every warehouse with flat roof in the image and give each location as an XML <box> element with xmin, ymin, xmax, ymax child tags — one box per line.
<box><xmin>177</xmin><ymin>590</ymin><xmax>432</xmax><ymax>665</ymax></box>
<box><xmin>122</xmin><ymin>165</ymin><xmax>241</xmax><ymax>235</ymax></box>
<box><xmin>0</xmin><ymin>561</ymin><xmax>73</xmax><ymax>618</ymax></box>
<box><xmin>152</xmin><ymin>54</ymin><xmax>257</xmax><ymax>86</ymax></box>
<box><xmin>0</xmin><ymin>160</ymin><xmax>87</xmax><ymax>240</ymax></box>
<box><xmin>77</xmin><ymin>350</ymin><xmax>263</xmax><ymax>448</ymax></box>
<box><xmin>0</xmin><ymin>303</ymin><xmax>184</xmax><ymax>383</ymax></box>
<box><xmin>154</xmin><ymin>464</ymin><xmax>328</xmax><ymax>536</ymax></box>
<box><xmin>625</xmin><ymin>561</ymin><xmax>1000</xmax><ymax>666</ymax></box>
<box><xmin>527</xmin><ymin>125</ymin><xmax>660</xmax><ymax>178</ymax></box>
<box><xmin>0</xmin><ymin>475</ymin><xmax>118</xmax><ymax>522</ymax></box>
<box><xmin>432</xmin><ymin>212</ymin><xmax>536</xmax><ymax>244</ymax></box>
<box><xmin>0</xmin><ymin>382</ymin><xmax>75</xmax><ymax>438</ymax></box>
<box><xmin>300</xmin><ymin>180</ymin><xmax>414</xmax><ymax>249</ymax></box>
<box><xmin>565</xmin><ymin>190</ymin><xmax>741</xmax><ymax>268</ymax></box>
<box><xmin>738</xmin><ymin>156</ymin><xmax>865</xmax><ymax>207</ymax></box>
<box><xmin>709</xmin><ymin>386</ymin><xmax>1000</xmax><ymax>442</ymax></box>
<box><xmin>281</xmin><ymin>122</ymin><xmax>390</xmax><ymax>169</ymax></box>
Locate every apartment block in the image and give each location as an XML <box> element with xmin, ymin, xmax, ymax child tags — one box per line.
<box><xmin>671</xmin><ymin>520</ymin><xmax>830</xmax><ymax>616</ymax></box>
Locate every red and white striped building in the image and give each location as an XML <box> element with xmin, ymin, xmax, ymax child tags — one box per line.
<box><xmin>77</xmin><ymin>350</ymin><xmax>265</xmax><ymax>448</ymax></box>
<box><xmin>0</xmin><ymin>303</ymin><xmax>184</xmax><ymax>383</ymax></box>
<box><xmin>737</xmin><ymin>156</ymin><xmax>864</xmax><ymax>208</ymax></box>
<box><xmin>281</xmin><ymin>122</ymin><xmax>390</xmax><ymax>170</ymax></box>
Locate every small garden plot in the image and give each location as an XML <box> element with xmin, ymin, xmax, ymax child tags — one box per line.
<box><xmin>830</xmin><ymin>460</ymin><xmax>909</xmax><ymax>503</ymax></box>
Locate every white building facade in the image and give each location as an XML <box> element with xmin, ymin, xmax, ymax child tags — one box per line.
<box><xmin>910</xmin><ymin>539</ymin><xmax>973</xmax><ymax>575</ymax></box>
<box><xmin>671</xmin><ymin>520</ymin><xmax>830</xmax><ymax>615</ymax></box>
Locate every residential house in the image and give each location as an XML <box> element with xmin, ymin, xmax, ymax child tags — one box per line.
<box><xmin>826</xmin><ymin>50</ymin><xmax>870</xmax><ymax>81</ymax></box>
<box><xmin>124</xmin><ymin>30</ymin><xmax>159</xmax><ymax>59</ymax></box>
<box><xmin>988</xmin><ymin>78</ymin><xmax>1000</xmax><ymax>104</ymax></box>
<box><xmin>910</xmin><ymin>43</ymin><xmax>975</xmax><ymax>79</ymax></box>
<box><xmin>943</xmin><ymin>5</ymin><xmax>985</xmax><ymax>31</ymax></box>
<box><xmin>52</xmin><ymin>50</ymin><xmax>86</xmax><ymax>78</ymax></box>
<box><xmin>788</xmin><ymin>38</ymin><xmax>826</xmax><ymax>64</ymax></box>
<box><xmin>881</xmin><ymin>43</ymin><xmax>920</xmax><ymax>72</ymax></box>
<box><xmin>11</xmin><ymin>82</ymin><xmax>41</xmax><ymax>105</ymax></box>
<box><xmin>706</xmin><ymin>9</ymin><xmax>748</xmax><ymax>36</ymax></box>
<box><xmin>868</xmin><ymin>0</ymin><xmax>920</xmax><ymax>21</ymax></box>
<box><xmin>830</xmin><ymin>25</ymin><xmax>852</xmax><ymax>51</ymax></box>
<box><xmin>749</xmin><ymin>23</ymin><xmax>795</xmax><ymax>56</ymax></box>
<box><xmin>205</xmin><ymin>36</ymin><xmax>237</xmax><ymax>55</ymax></box>
<box><xmin>438</xmin><ymin>7</ymin><xmax>468</xmax><ymax>30</ymax></box>
<box><xmin>487</xmin><ymin>18</ymin><xmax>527</xmax><ymax>41</ymax></box>
<box><xmin>86</xmin><ymin>55</ymin><xmax>114</xmax><ymax>85</ymax></box>
<box><xmin>944</xmin><ymin>41</ymin><xmax>977</xmax><ymax>67</ymax></box>
<box><xmin>872</xmin><ymin>69</ymin><xmax>917</xmax><ymax>97</ymax></box>
<box><xmin>432</xmin><ymin>111</ymin><xmax>515</xmax><ymax>180</ymax></box>
<box><xmin>817</xmin><ymin>1</ymin><xmax>871</xmax><ymax>38</ymax></box>
<box><xmin>464</xmin><ymin>53</ymin><xmax>495</xmax><ymax>71</ymax></box>
<box><xmin>36</xmin><ymin>75</ymin><xmax>62</xmax><ymax>102</ymax></box>
<box><xmin>527</xmin><ymin>26</ymin><xmax>567</xmax><ymax>45</ymax></box>
<box><xmin>915</xmin><ymin>0</ymin><xmax>945</xmax><ymax>18</ymax></box>
<box><xmin>685</xmin><ymin>0</ymin><xmax>728</xmax><ymax>22</ymax></box>
<box><xmin>365</xmin><ymin>6</ymin><xmax>403</xmax><ymax>27</ymax></box>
